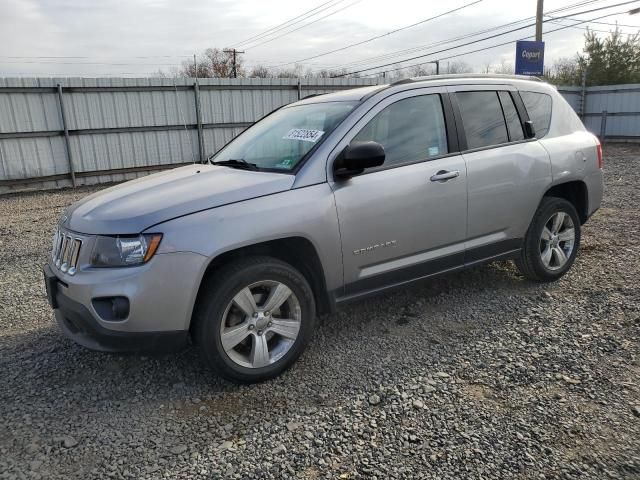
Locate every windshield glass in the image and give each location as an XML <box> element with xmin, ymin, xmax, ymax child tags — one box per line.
<box><xmin>212</xmin><ymin>101</ymin><xmax>357</xmax><ymax>171</ymax></box>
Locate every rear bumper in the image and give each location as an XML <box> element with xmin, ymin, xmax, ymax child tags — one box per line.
<box><xmin>585</xmin><ymin>169</ymin><xmax>604</xmax><ymax>219</ymax></box>
<box><xmin>45</xmin><ymin>264</ymin><xmax>189</xmax><ymax>353</ymax></box>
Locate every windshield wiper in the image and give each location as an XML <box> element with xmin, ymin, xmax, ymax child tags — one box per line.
<box><xmin>211</xmin><ymin>159</ymin><xmax>259</xmax><ymax>171</ymax></box>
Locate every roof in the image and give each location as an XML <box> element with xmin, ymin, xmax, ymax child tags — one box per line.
<box><xmin>293</xmin><ymin>85</ymin><xmax>384</xmax><ymax>105</ymax></box>
<box><xmin>292</xmin><ymin>74</ymin><xmax>551</xmax><ymax>106</ymax></box>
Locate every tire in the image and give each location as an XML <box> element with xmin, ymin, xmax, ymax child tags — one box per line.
<box><xmin>515</xmin><ymin>196</ymin><xmax>581</xmax><ymax>282</ymax></box>
<box><xmin>193</xmin><ymin>256</ymin><xmax>316</xmax><ymax>383</ymax></box>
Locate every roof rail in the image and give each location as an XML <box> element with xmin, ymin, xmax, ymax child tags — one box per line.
<box><xmin>390</xmin><ymin>73</ymin><xmax>544</xmax><ymax>86</ymax></box>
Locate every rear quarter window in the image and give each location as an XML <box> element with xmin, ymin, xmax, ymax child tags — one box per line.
<box><xmin>520</xmin><ymin>91</ymin><xmax>552</xmax><ymax>138</ymax></box>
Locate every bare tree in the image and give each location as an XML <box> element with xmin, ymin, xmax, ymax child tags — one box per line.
<box><xmin>273</xmin><ymin>64</ymin><xmax>305</xmax><ymax>78</ymax></box>
<box><xmin>443</xmin><ymin>61</ymin><xmax>473</xmax><ymax>74</ymax></box>
<box><xmin>315</xmin><ymin>68</ymin><xmax>348</xmax><ymax>78</ymax></box>
<box><xmin>155</xmin><ymin>67</ymin><xmax>181</xmax><ymax>79</ymax></box>
<box><xmin>244</xmin><ymin>63</ymin><xmax>349</xmax><ymax>79</ymax></box>
<box><xmin>248</xmin><ymin>65</ymin><xmax>270</xmax><ymax>78</ymax></box>
<box><xmin>176</xmin><ymin>48</ymin><xmax>244</xmax><ymax>78</ymax></box>
<box><xmin>492</xmin><ymin>59</ymin><xmax>514</xmax><ymax>74</ymax></box>
<box><xmin>408</xmin><ymin>64</ymin><xmax>431</xmax><ymax>77</ymax></box>
<box><xmin>545</xmin><ymin>57</ymin><xmax>582</xmax><ymax>85</ymax></box>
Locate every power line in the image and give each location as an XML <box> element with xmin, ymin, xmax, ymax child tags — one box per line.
<box><xmin>0</xmin><ymin>61</ymin><xmax>185</xmax><ymax>66</ymax></box>
<box><xmin>0</xmin><ymin>55</ymin><xmax>192</xmax><ymax>60</ymax></box>
<box><xmin>358</xmin><ymin>10</ymin><xmax>633</xmax><ymax>77</ymax></box>
<box><xmin>547</xmin><ymin>14</ymin><xmax>640</xmax><ymax>28</ymax></box>
<box><xmin>233</xmin><ymin>0</ymin><xmax>346</xmax><ymax>48</ymax></box>
<box><xmin>314</xmin><ymin>0</ymin><xmax>604</xmax><ymax>71</ymax></box>
<box><xmin>437</xmin><ymin>11</ymin><xmax>634</xmax><ymax>61</ymax></box>
<box><xmin>333</xmin><ymin>0</ymin><xmax>640</xmax><ymax>76</ymax></box>
<box><xmin>548</xmin><ymin>21</ymin><xmax>637</xmax><ymax>34</ymax></box>
<box><xmin>547</xmin><ymin>0</ymin><xmax>604</xmax><ymax>14</ymax></box>
<box><xmin>327</xmin><ymin>16</ymin><xmax>535</xmax><ymax>71</ymax></box>
<box><xmin>242</xmin><ymin>0</ymin><xmax>365</xmax><ymax>50</ymax></box>
<box><xmin>268</xmin><ymin>0</ymin><xmax>484</xmax><ymax>68</ymax></box>
<box><xmin>548</xmin><ymin>17</ymin><xmax>638</xmax><ymax>34</ymax></box>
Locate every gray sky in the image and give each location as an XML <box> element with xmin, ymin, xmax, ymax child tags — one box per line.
<box><xmin>0</xmin><ymin>0</ymin><xmax>638</xmax><ymax>77</ymax></box>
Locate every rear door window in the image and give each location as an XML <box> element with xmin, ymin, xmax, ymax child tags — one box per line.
<box><xmin>520</xmin><ymin>91</ymin><xmax>552</xmax><ymax>138</ymax></box>
<box><xmin>456</xmin><ymin>91</ymin><xmax>509</xmax><ymax>149</ymax></box>
<box><xmin>498</xmin><ymin>91</ymin><xmax>524</xmax><ymax>141</ymax></box>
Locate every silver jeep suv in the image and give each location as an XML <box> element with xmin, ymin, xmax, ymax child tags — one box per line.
<box><xmin>44</xmin><ymin>75</ymin><xmax>604</xmax><ymax>383</ymax></box>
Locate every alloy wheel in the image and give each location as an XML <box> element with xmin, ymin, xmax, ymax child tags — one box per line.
<box><xmin>219</xmin><ymin>280</ymin><xmax>302</xmax><ymax>369</ymax></box>
<box><xmin>539</xmin><ymin>211</ymin><xmax>575</xmax><ymax>271</ymax></box>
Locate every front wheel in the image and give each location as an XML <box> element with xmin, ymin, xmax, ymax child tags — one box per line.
<box><xmin>515</xmin><ymin>196</ymin><xmax>581</xmax><ymax>282</ymax></box>
<box><xmin>193</xmin><ymin>256</ymin><xmax>316</xmax><ymax>383</ymax></box>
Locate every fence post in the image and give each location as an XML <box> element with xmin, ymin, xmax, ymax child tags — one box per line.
<box><xmin>599</xmin><ymin>110</ymin><xmax>608</xmax><ymax>143</ymax></box>
<box><xmin>56</xmin><ymin>84</ymin><xmax>76</xmax><ymax>187</ymax></box>
<box><xmin>297</xmin><ymin>78</ymin><xmax>302</xmax><ymax>100</ymax></box>
<box><xmin>193</xmin><ymin>81</ymin><xmax>205</xmax><ymax>162</ymax></box>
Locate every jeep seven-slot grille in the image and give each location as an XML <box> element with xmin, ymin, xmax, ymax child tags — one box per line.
<box><xmin>52</xmin><ymin>229</ymin><xmax>82</xmax><ymax>275</ymax></box>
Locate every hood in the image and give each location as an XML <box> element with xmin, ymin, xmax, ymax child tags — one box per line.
<box><xmin>65</xmin><ymin>165</ymin><xmax>295</xmax><ymax>234</ymax></box>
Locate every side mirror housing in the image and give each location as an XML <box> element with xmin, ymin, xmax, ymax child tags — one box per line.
<box><xmin>523</xmin><ymin>120</ymin><xmax>536</xmax><ymax>139</ymax></box>
<box><xmin>334</xmin><ymin>141</ymin><xmax>385</xmax><ymax>178</ymax></box>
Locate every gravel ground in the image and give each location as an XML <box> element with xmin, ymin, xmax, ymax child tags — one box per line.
<box><xmin>0</xmin><ymin>144</ymin><xmax>638</xmax><ymax>480</ymax></box>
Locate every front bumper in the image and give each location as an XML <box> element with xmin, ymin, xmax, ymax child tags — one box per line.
<box><xmin>43</xmin><ymin>250</ymin><xmax>207</xmax><ymax>353</ymax></box>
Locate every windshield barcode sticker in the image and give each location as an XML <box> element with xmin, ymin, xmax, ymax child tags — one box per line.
<box><xmin>283</xmin><ymin>128</ymin><xmax>324</xmax><ymax>143</ymax></box>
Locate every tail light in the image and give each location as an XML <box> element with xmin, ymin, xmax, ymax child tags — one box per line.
<box><xmin>596</xmin><ymin>139</ymin><xmax>603</xmax><ymax>169</ymax></box>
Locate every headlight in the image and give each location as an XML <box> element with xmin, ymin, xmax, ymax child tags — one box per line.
<box><xmin>90</xmin><ymin>233</ymin><xmax>162</xmax><ymax>267</ymax></box>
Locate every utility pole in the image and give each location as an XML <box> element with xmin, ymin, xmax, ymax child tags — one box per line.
<box><xmin>194</xmin><ymin>54</ymin><xmax>198</xmax><ymax>80</ymax></box>
<box><xmin>535</xmin><ymin>0</ymin><xmax>544</xmax><ymax>41</ymax></box>
<box><xmin>224</xmin><ymin>49</ymin><xmax>245</xmax><ymax>78</ymax></box>
<box><xmin>425</xmin><ymin>60</ymin><xmax>439</xmax><ymax>76</ymax></box>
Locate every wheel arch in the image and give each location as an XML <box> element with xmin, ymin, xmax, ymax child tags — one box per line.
<box><xmin>543</xmin><ymin>180</ymin><xmax>589</xmax><ymax>224</ymax></box>
<box><xmin>189</xmin><ymin>236</ymin><xmax>334</xmax><ymax>339</ymax></box>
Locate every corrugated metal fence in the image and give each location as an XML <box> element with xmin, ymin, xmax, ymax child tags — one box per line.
<box><xmin>0</xmin><ymin>77</ymin><xmax>379</xmax><ymax>194</ymax></box>
<box><xmin>1</xmin><ymin>77</ymin><xmax>638</xmax><ymax>194</ymax></box>
<box><xmin>558</xmin><ymin>84</ymin><xmax>640</xmax><ymax>140</ymax></box>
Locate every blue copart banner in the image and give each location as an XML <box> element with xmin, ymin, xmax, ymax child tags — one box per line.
<box><xmin>515</xmin><ymin>40</ymin><xmax>545</xmax><ymax>76</ymax></box>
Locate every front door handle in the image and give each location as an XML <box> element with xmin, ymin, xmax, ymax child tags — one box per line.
<box><xmin>430</xmin><ymin>170</ymin><xmax>460</xmax><ymax>182</ymax></box>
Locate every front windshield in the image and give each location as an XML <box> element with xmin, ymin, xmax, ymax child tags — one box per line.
<box><xmin>212</xmin><ymin>101</ymin><xmax>357</xmax><ymax>171</ymax></box>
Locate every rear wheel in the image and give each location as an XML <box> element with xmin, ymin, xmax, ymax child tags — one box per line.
<box><xmin>194</xmin><ymin>256</ymin><xmax>315</xmax><ymax>383</ymax></box>
<box><xmin>515</xmin><ymin>197</ymin><xmax>581</xmax><ymax>282</ymax></box>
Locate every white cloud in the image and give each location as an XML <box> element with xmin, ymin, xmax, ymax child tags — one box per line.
<box><xmin>0</xmin><ymin>0</ymin><xmax>637</xmax><ymax>77</ymax></box>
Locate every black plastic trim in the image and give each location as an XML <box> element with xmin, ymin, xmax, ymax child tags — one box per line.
<box><xmin>464</xmin><ymin>238</ymin><xmax>522</xmax><ymax>263</ymax></box>
<box><xmin>344</xmin><ymin>251</ymin><xmax>464</xmax><ymax>297</ymax></box>
<box><xmin>511</xmin><ymin>91</ymin><xmax>531</xmax><ymax>123</ymax></box>
<box><xmin>449</xmin><ymin>91</ymin><xmax>468</xmax><ymax>151</ymax></box>
<box><xmin>336</xmin><ymin>239</ymin><xmax>522</xmax><ymax>303</ymax></box>
<box><xmin>441</xmin><ymin>92</ymin><xmax>460</xmax><ymax>153</ymax></box>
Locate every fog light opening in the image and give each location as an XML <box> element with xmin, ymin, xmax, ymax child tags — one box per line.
<box><xmin>92</xmin><ymin>297</ymin><xmax>130</xmax><ymax>321</ymax></box>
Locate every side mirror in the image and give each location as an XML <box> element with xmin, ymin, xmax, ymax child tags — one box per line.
<box><xmin>334</xmin><ymin>141</ymin><xmax>385</xmax><ymax>178</ymax></box>
<box><xmin>523</xmin><ymin>120</ymin><xmax>536</xmax><ymax>139</ymax></box>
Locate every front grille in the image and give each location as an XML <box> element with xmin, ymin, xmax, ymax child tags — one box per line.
<box><xmin>52</xmin><ymin>228</ymin><xmax>82</xmax><ymax>275</ymax></box>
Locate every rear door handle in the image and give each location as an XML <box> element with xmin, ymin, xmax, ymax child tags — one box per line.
<box><xmin>430</xmin><ymin>170</ymin><xmax>460</xmax><ymax>182</ymax></box>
